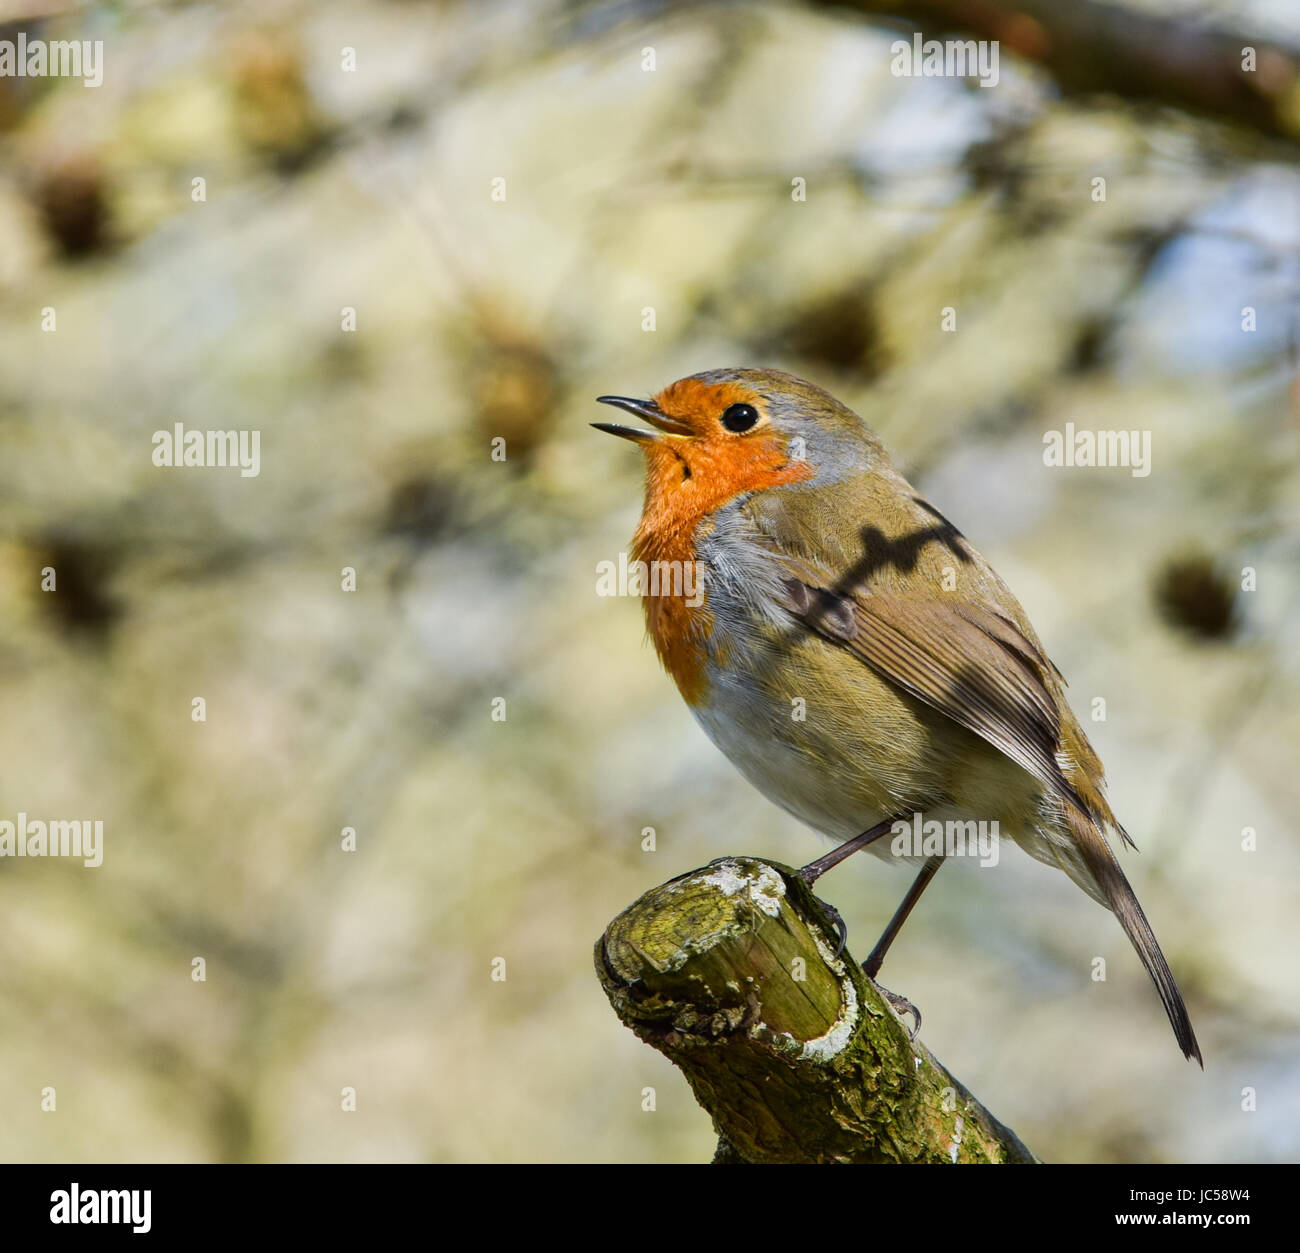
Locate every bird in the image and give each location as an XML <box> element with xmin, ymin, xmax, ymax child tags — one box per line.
<box><xmin>594</xmin><ymin>366</ymin><xmax>1201</xmax><ymax>1064</ymax></box>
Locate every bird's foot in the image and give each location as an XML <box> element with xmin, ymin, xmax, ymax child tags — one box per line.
<box><xmin>869</xmin><ymin>978</ymin><xmax>922</xmax><ymax>1038</ymax></box>
<box><xmin>814</xmin><ymin>895</ymin><xmax>849</xmax><ymax>960</ymax></box>
<box><xmin>794</xmin><ymin>864</ymin><xmax>849</xmax><ymax>959</ymax></box>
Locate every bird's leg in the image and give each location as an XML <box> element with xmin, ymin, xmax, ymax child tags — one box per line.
<box><xmin>862</xmin><ymin>856</ymin><xmax>944</xmax><ymax>1038</ymax></box>
<box><xmin>863</xmin><ymin>855</ymin><xmax>944</xmax><ymax>978</ymax></box>
<box><xmin>797</xmin><ymin>816</ymin><xmax>900</xmax><ymax>884</ymax></box>
<box><xmin>797</xmin><ymin>816</ymin><xmax>903</xmax><ymax>960</ymax></box>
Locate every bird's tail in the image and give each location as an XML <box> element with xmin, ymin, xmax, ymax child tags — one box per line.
<box><xmin>1067</xmin><ymin>807</ymin><xmax>1203</xmax><ymax>1066</ymax></box>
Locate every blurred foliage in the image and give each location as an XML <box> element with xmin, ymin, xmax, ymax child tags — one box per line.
<box><xmin>1154</xmin><ymin>550</ymin><xmax>1241</xmax><ymax>640</ymax></box>
<box><xmin>0</xmin><ymin>0</ymin><xmax>1297</xmax><ymax>1163</ymax></box>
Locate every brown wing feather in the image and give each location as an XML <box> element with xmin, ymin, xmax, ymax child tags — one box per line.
<box><xmin>774</xmin><ymin>554</ymin><xmax>1194</xmax><ymax>1060</ymax></box>
<box><xmin>779</xmin><ymin>574</ymin><xmax>1089</xmax><ymax>817</ymax></box>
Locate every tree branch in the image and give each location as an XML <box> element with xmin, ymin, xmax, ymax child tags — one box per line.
<box><xmin>820</xmin><ymin>0</ymin><xmax>1300</xmax><ymax>145</ymax></box>
<box><xmin>596</xmin><ymin>856</ymin><xmax>1037</xmax><ymax>1163</ymax></box>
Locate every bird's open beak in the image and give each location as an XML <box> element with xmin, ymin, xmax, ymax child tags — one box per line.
<box><xmin>592</xmin><ymin>396</ymin><xmax>694</xmax><ymax>443</ymax></box>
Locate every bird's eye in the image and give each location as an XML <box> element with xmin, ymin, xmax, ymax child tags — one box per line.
<box><xmin>721</xmin><ymin>403</ymin><xmax>759</xmax><ymax>433</ymax></box>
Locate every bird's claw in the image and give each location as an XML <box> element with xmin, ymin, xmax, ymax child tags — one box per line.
<box><xmin>812</xmin><ymin>895</ymin><xmax>849</xmax><ymax>959</ymax></box>
<box><xmin>792</xmin><ymin>864</ymin><xmax>849</xmax><ymax>958</ymax></box>
<box><xmin>870</xmin><ymin>979</ymin><xmax>922</xmax><ymax>1039</ymax></box>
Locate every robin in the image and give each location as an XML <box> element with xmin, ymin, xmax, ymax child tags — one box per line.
<box><xmin>595</xmin><ymin>367</ymin><xmax>1201</xmax><ymax>1064</ymax></box>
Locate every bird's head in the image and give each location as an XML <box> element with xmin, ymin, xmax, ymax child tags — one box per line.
<box><xmin>594</xmin><ymin>368</ymin><xmax>884</xmax><ymax>519</ymax></box>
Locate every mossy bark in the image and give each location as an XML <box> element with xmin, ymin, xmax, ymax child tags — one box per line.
<box><xmin>596</xmin><ymin>857</ymin><xmax>1037</xmax><ymax>1164</ymax></box>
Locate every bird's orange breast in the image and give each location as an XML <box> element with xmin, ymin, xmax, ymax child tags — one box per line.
<box><xmin>631</xmin><ymin>432</ymin><xmax>812</xmax><ymax>703</ymax></box>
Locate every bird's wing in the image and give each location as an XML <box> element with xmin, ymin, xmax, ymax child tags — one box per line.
<box><xmin>775</xmin><ymin>562</ymin><xmax>1086</xmax><ymax>815</ymax></box>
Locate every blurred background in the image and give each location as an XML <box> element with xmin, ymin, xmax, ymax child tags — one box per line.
<box><xmin>0</xmin><ymin>0</ymin><xmax>1297</xmax><ymax>1163</ymax></box>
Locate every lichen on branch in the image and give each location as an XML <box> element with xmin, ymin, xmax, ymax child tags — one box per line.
<box><xmin>597</xmin><ymin>857</ymin><xmax>1037</xmax><ymax>1164</ymax></box>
